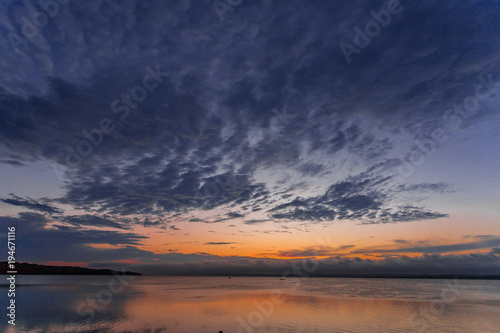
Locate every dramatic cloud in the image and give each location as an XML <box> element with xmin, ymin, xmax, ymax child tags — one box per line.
<box><xmin>0</xmin><ymin>212</ymin><xmax>205</xmax><ymax>264</ymax></box>
<box><xmin>0</xmin><ymin>195</ymin><xmax>63</xmax><ymax>214</ymax></box>
<box><xmin>1</xmin><ymin>0</ymin><xmax>495</xmax><ymax>223</ymax></box>
<box><xmin>60</xmin><ymin>214</ymin><xmax>130</xmax><ymax>229</ymax></box>
<box><xmin>268</xmin><ymin>175</ymin><xmax>449</xmax><ymax>223</ymax></box>
<box><xmin>0</xmin><ymin>0</ymin><xmax>498</xmax><ymax>274</ymax></box>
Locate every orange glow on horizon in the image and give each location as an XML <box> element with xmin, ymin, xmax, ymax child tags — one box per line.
<box><xmin>106</xmin><ymin>214</ymin><xmax>500</xmax><ymax>266</ymax></box>
<box><xmin>87</xmin><ymin>243</ymin><xmax>126</xmax><ymax>249</ymax></box>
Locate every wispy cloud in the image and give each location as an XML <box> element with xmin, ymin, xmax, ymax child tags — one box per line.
<box><xmin>1</xmin><ymin>195</ymin><xmax>63</xmax><ymax>214</ymax></box>
<box><xmin>204</xmin><ymin>242</ymin><xmax>238</xmax><ymax>245</ymax></box>
<box><xmin>352</xmin><ymin>237</ymin><xmax>500</xmax><ymax>255</ymax></box>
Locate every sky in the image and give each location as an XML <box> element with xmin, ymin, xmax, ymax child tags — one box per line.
<box><xmin>0</xmin><ymin>0</ymin><xmax>500</xmax><ymax>276</ymax></box>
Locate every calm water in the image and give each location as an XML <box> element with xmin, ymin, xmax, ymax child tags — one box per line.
<box><xmin>1</xmin><ymin>276</ymin><xmax>499</xmax><ymax>332</ymax></box>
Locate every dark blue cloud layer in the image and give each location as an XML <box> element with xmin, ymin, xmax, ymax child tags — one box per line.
<box><xmin>0</xmin><ymin>0</ymin><xmax>499</xmax><ymax>271</ymax></box>
<box><xmin>0</xmin><ymin>212</ymin><xmax>205</xmax><ymax>264</ymax></box>
<box><xmin>0</xmin><ymin>195</ymin><xmax>63</xmax><ymax>214</ymax></box>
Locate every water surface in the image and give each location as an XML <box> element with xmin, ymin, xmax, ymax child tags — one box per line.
<box><xmin>1</xmin><ymin>276</ymin><xmax>499</xmax><ymax>332</ymax></box>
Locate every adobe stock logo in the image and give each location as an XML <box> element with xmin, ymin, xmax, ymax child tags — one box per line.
<box><xmin>397</xmin><ymin>73</ymin><xmax>499</xmax><ymax>179</ymax></box>
<box><xmin>340</xmin><ymin>0</ymin><xmax>405</xmax><ymax>64</ymax></box>
<box><xmin>212</xmin><ymin>0</ymin><xmax>243</xmax><ymax>21</ymax></box>
<box><xmin>64</xmin><ymin>64</ymin><xmax>168</xmax><ymax>168</ymax></box>
<box><xmin>7</xmin><ymin>0</ymin><xmax>71</xmax><ymax>54</ymax></box>
<box><xmin>76</xmin><ymin>268</ymin><xmax>136</xmax><ymax>323</ymax></box>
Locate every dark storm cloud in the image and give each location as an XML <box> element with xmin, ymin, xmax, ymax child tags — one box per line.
<box><xmin>0</xmin><ymin>195</ymin><xmax>63</xmax><ymax>214</ymax></box>
<box><xmin>0</xmin><ymin>0</ymin><xmax>498</xmax><ymax>224</ymax></box>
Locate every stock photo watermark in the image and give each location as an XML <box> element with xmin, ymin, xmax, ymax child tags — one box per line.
<box><xmin>409</xmin><ymin>278</ymin><xmax>461</xmax><ymax>332</ymax></box>
<box><xmin>7</xmin><ymin>0</ymin><xmax>71</xmax><ymax>55</ymax></box>
<box><xmin>61</xmin><ymin>64</ymin><xmax>168</xmax><ymax>169</ymax></box>
<box><xmin>75</xmin><ymin>267</ymin><xmax>136</xmax><ymax>323</ymax></box>
<box><xmin>397</xmin><ymin>72</ymin><xmax>500</xmax><ymax>179</ymax></box>
<box><xmin>6</xmin><ymin>226</ymin><xmax>17</xmax><ymax>326</ymax></box>
<box><xmin>236</xmin><ymin>235</ymin><xmax>332</xmax><ymax>332</ymax></box>
<box><xmin>340</xmin><ymin>0</ymin><xmax>404</xmax><ymax>64</ymax></box>
<box><xmin>189</xmin><ymin>91</ymin><xmax>302</xmax><ymax>208</ymax></box>
<box><xmin>213</xmin><ymin>0</ymin><xmax>243</xmax><ymax>22</ymax></box>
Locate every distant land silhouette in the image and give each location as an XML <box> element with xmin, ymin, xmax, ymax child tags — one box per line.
<box><xmin>0</xmin><ymin>262</ymin><xmax>141</xmax><ymax>275</ymax></box>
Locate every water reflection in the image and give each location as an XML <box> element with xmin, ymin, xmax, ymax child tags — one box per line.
<box><xmin>1</xmin><ymin>276</ymin><xmax>499</xmax><ymax>332</ymax></box>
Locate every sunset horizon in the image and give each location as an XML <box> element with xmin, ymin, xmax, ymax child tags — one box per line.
<box><xmin>1</xmin><ymin>0</ymin><xmax>499</xmax><ymax>331</ymax></box>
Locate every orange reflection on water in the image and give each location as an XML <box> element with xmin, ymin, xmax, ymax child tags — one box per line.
<box><xmin>97</xmin><ymin>277</ymin><xmax>500</xmax><ymax>333</ymax></box>
<box><xmin>11</xmin><ymin>276</ymin><xmax>500</xmax><ymax>333</ymax></box>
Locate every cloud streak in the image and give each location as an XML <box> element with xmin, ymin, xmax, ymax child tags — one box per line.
<box><xmin>1</xmin><ymin>195</ymin><xmax>63</xmax><ymax>214</ymax></box>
